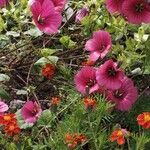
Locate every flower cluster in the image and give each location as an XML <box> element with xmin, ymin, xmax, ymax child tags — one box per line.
<box><xmin>83</xmin><ymin>97</ymin><xmax>97</xmax><ymax>110</ymax></box>
<box><xmin>137</xmin><ymin>112</ymin><xmax>150</xmax><ymax>129</ymax></box>
<box><xmin>0</xmin><ymin>113</ymin><xmax>20</xmax><ymax>136</ymax></box>
<box><xmin>65</xmin><ymin>133</ymin><xmax>87</xmax><ymax>149</ymax></box>
<box><xmin>29</xmin><ymin>0</ymin><xmax>66</xmax><ymax>34</ymax></box>
<box><xmin>110</xmin><ymin>128</ymin><xmax>130</xmax><ymax>145</ymax></box>
<box><xmin>0</xmin><ymin>0</ymin><xmax>8</xmax><ymax>8</ymax></box>
<box><xmin>74</xmin><ymin>29</ymin><xmax>138</xmax><ymax>111</ymax></box>
<box><xmin>106</xmin><ymin>0</ymin><xmax>150</xmax><ymax>24</ymax></box>
<box><xmin>42</xmin><ymin>63</ymin><xmax>55</xmax><ymax>79</ymax></box>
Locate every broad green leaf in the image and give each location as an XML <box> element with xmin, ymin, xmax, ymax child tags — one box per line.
<box><xmin>59</xmin><ymin>35</ymin><xmax>76</xmax><ymax>49</ymax></box>
<box><xmin>24</xmin><ymin>28</ymin><xmax>43</xmax><ymax>37</ymax></box>
<box><xmin>37</xmin><ymin>110</ymin><xmax>52</xmax><ymax>127</ymax></box>
<box><xmin>41</xmin><ymin>48</ymin><xmax>57</xmax><ymax>57</ymax></box>
<box><xmin>35</xmin><ymin>56</ymin><xmax>58</xmax><ymax>66</ymax></box>
<box><xmin>0</xmin><ymin>87</ymin><xmax>11</xmax><ymax>100</ymax></box>
<box><xmin>0</xmin><ymin>74</ymin><xmax>10</xmax><ymax>82</ymax></box>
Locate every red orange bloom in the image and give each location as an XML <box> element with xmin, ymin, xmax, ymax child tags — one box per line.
<box><xmin>110</xmin><ymin>129</ymin><xmax>129</xmax><ymax>145</ymax></box>
<box><xmin>65</xmin><ymin>133</ymin><xmax>87</xmax><ymax>149</ymax></box>
<box><xmin>83</xmin><ymin>97</ymin><xmax>97</xmax><ymax>110</ymax></box>
<box><xmin>51</xmin><ymin>97</ymin><xmax>60</xmax><ymax>106</ymax></box>
<box><xmin>0</xmin><ymin>113</ymin><xmax>16</xmax><ymax>125</ymax></box>
<box><xmin>4</xmin><ymin>122</ymin><xmax>21</xmax><ymax>136</ymax></box>
<box><xmin>137</xmin><ymin>112</ymin><xmax>150</xmax><ymax>129</ymax></box>
<box><xmin>42</xmin><ymin>63</ymin><xmax>55</xmax><ymax>79</ymax></box>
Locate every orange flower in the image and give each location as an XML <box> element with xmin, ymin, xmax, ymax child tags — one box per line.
<box><xmin>137</xmin><ymin>112</ymin><xmax>150</xmax><ymax>129</ymax></box>
<box><xmin>82</xmin><ymin>60</ymin><xmax>95</xmax><ymax>66</ymax></box>
<box><xmin>0</xmin><ymin>113</ymin><xmax>16</xmax><ymax>125</ymax></box>
<box><xmin>65</xmin><ymin>133</ymin><xmax>87</xmax><ymax>149</ymax></box>
<box><xmin>110</xmin><ymin>129</ymin><xmax>129</xmax><ymax>145</ymax></box>
<box><xmin>51</xmin><ymin>97</ymin><xmax>60</xmax><ymax>106</ymax></box>
<box><xmin>42</xmin><ymin>63</ymin><xmax>55</xmax><ymax>79</ymax></box>
<box><xmin>83</xmin><ymin>97</ymin><xmax>97</xmax><ymax>110</ymax></box>
<box><xmin>4</xmin><ymin>122</ymin><xmax>21</xmax><ymax>136</ymax></box>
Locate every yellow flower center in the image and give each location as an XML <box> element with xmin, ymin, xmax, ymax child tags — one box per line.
<box><xmin>3</xmin><ymin>116</ymin><xmax>11</xmax><ymax>121</ymax></box>
<box><xmin>144</xmin><ymin>114</ymin><xmax>150</xmax><ymax>122</ymax></box>
<box><xmin>117</xmin><ymin>130</ymin><xmax>123</xmax><ymax>137</ymax></box>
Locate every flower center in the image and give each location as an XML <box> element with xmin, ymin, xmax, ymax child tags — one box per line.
<box><xmin>135</xmin><ymin>3</ymin><xmax>144</xmax><ymax>12</ymax></box>
<box><xmin>117</xmin><ymin>130</ymin><xmax>123</xmax><ymax>137</ymax></box>
<box><xmin>4</xmin><ymin>116</ymin><xmax>11</xmax><ymax>121</ymax></box>
<box><xmin>87</xmin><ymin>79</ymin><xmax>95</xmax><ymax>87</ymax></box>
<box><xmin>114</xmin><ymin>90</ymin><xmax>124</xmax><ymax>99</ymax></box>
<box><xmin>38</xmin><ymin>15</ymin><xmax>45</xmax><ymax>24</ymax></box>
<box><xmin>31</xmin><ymin>108</ymin><xmax>37</xmax><ymax>115</ymax></box>
<box><xmin>100</xmin><ymin>45</ymin><xmax>106</xmax><ymax>52</ymax></box>
<box><xmin>144</xmin><ymin>114</ymin><xmax>150</xmax><ymax>122</ymax></box>
<box><xmin>108</xmin><ymin>67</ymin><xmax>117</xmax><ymax>77</ymax></box>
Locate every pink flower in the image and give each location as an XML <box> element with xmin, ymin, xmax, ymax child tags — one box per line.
<box><xmin>85</xmin><ymin>30</ymin><xmax>112</xmax><ymax>62</ymax></box>
<box><xmin>51</xmin><ymin>0</ymin><xmax>67</xmax><ymax>12</ymax></box>
<box><xmin>30</xmin><ymin>0</ymin><xmax>62</xmax><ymax>34</ymax></box>
<box><xmin>0</xmin><ymin>101</ymin><xmax>8</xmax><ymax>114</ymax></box>
<box><xmin>105</xmin><ymin>0</ymin><xmax>125</xmax><ymax>13</ymax></box>
<box><xmin>74</xmin><ymin>66</ymin><xmax>99</xmax><ymax>95</ymax></box>
<box><xmin>0</xmin><ymin>0</ymin><xmax>8</xmax><ymax>8</ymax></box>
<box><xmin>107</xmin><ymin>77</ymin><xmax>138</xmax><ymax>111</ymax></box>
<box><xmin>121</xmin><ymin>0</ymin><xmax>150</xmax><ymax>24</ymax></box>
<box><xmin>21</xmin><ymin>101</ymin><xmax>42</xmax><ymax>123</ymax></box>
<box><xmin>75</xmin><ymin>7</ymin><xmax>89</xmax><ymax>23</ymax></box>
<box><xmin>96</xmin><ymin>60</ymin><xmax>124</xmax><ymax>90</ymax></box>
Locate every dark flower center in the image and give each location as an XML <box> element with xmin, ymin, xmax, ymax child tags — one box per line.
<box><xmin>38</xmin><ymin>15</ymin><xmax>45</xmax><ymax>24</ymax></box>
<box><xmin>87</xmin><ymin>79</ymin><xmax>95</xmax><ymax>87</ymax></box>
<box><xmin>31</xmin><ymin>108</ymin><xmax>37</xmax><ymax>115</ymax></box>
<box><xmin>100</xmin><ymin>45</ymin><xmax>106</xmax><ymax>52</ymax></box>
<box><xmin>108</xmin><ymin>67</ymin><xmax>117</xmax><ymax>77</ymax></box>
<box><xmin>135</xmin><ymin>3</ymin><xmax>144</xmax><ymax>12</ymax></box>
<box><xmin>114</xmin><ymin>90</ymin><xmax>124</xmax><ymax>99</ymax></box>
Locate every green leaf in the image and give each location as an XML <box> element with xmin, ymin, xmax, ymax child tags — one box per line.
<box><xmin>6</xmin><ymin>31</ymin><xmax>20</xmax><ymax>37</ymax></box>
<box><xmin>35</xmin><ymin>56</ymin><xmax>58</xmax><ymax>66</ymax></box>
<box><xmin>24</xmin><ymin>28</ymin><xmax>43</xmax><ymax>37</ymax></box>
<box><xmin>0</xmin><ymin>87</ymin><xmax>11</xmax><ymax>100</ymax></box>
<box><xmin>0</xmin><ymin>74</ymin><xmax>10</xmax><ymax>82</ymax></box>
<box><xmin>16</xmin><ymin>109</ymin><xmax>34</xmax><ymax>129</ymax></box>
<box><xmin>59</xmin><ymin>35</ymin><xmax>76</xmax><ymax>49</ymax></box>
<box><xmin>41</xmin><ymin>48</ymin><xmax>57</xmax><ymax>57</ymax></box>
<box><xmin>0</xmin><ymin>15</ymin><xmax>5</xmax><ymax>32</ymax></box>
<box><xmin>16</xmin><ymin>89</ymin><xmax>28</xmax><ymax>95</ymax></box>
<box><xmin>37</xmin><ymin>110</ymin><xmax>52</xmax><ymax>127</ymax></box>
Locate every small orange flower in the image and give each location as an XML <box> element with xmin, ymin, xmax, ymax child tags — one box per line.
<box><xmin>4</xmin><ymin>122</ymin><xmax>21</xmax><ymax>136</ymax></box>
<box><xmin>137</xmin><ymin>112</ymin><xmax>150</xmax><ymax>129</ymax></box>
<box><xmin>82</xmin><ymin>60</ymin><xmax>95</xmax><ymax>66</ymax></box>
<box><xmin>42</xmin><ymin>63</ymin><xmax>55</xmax><ymax>79</ymax></box>
<box><xmin>65</xmin><ymin>133</ymin><xmax>87</xmax><ymax>149</ymax></box>
<box><xmin>110</xmin><ymin>129</ymin><xmax>129</xmax><ymax>145</ymax></box>
<box><xmin>83</xmin><ymin>97</ymin><xmax>97</xmax><ymax>110</ymax></box>
<box><xmin>0</xmin><ymin>113</ymin><xmax>16</xmax><ymax>125</ymax></box>
<box><xmin>51</xmin><ymin>97</ymin><xmax>60</xmax><ymax>106</ymax></box>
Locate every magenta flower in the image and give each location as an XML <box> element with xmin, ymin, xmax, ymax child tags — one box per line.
<box><xmin>107</xmin><ymin>77</ymin><xmax>138</xmax><ymax>111</ymax></box>
<box><xmin>30</xmin><ymin>0</ymin><xmax>62</xmax><ymax>34</ymax></box>
<box><xmin>75</xmin><ymin>7</ymin><xmax>89</xmax><ymax>23</ymax></box>
<box><xmin>51</xmin><ymin>0</ymin><xmax>67</xmax><ymax>12</ymax></box>
<box><xmin>105</xmin><ymin>0</ymin><xmax>125</xmax><ymax>13</ymax></box>
<box><xmin>121</xmin><ymin>0</ymin><xmax>150</xmax><ymax>24</ymax></box>
<box><xmin>74</xmin><ymin>66</ymin><xmax>99</xmax><ymax>95</ymax></box>
<box><xmin>85</xmin><ymin>30</ymin><xmax>112</xmax><ymax>62</ymax></box>
<box><xmin>21</xmin><ymin>101</ymin><xmax>42</xmax><ymax>123</ymax></box>
<box><xmin>0</xmin><ymin>101</ymin><xmax>8</xmax><ymax>114</ymax></box>
<box><xmin>0</xmin><ymin>0</ymin><xmax>8</xmax><ymax>8</ymax></box>
<box><xmin>96</xmin><ymin>60</ymin><xmax>124</xmax><ymax>90</ymax></box>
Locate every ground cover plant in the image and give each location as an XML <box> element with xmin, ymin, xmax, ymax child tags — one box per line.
<box><xmin>0</xmin><ymin>0</ymin><xmax>150</xmax><ymax>149</ymax></box>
